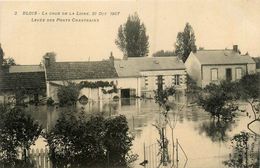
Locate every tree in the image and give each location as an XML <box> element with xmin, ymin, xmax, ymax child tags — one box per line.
<box><xmin>198</xmin><ymin>81</ymin><xmax>239</xmax><ymax>120</ymax></box>
<box><xmin>152</xmin><ymin>50</ymin><xmax>176</xmax><ymax>57</ymax></box>
<box><xmin>46</xmin><ymin>110</ymin><xmax>135</xmax><ymax>167</ymax></box>
<box><xmin>57</xmin><ymin>82</ymin><xmax>80</xmax><ymax>106</ymax></box>
<box><xmin>175</xmin><ymin>23</ymin><xmax>197</xmax><ymax>62</ymax></box>
<box><xmin>115</xmin><ymin>13</ymin><xmax>149</xmax><ymax>57</ymax></box>
<box><xmin>104</xmin><ymin>115</ymin><xmax>133</xmax><ymax>166</ymax></box>
<box><xmin>238</xmin><ymin>73</ymin><xmax>260</xmax><ymax>135</ymax></box>
<box><xmin>3</xmin><ymin>57</ymin><xmax>16</xmax><ymax>67</ymax></box>
<box><xmin>0</xmin><ymin>105</ymin><xmax>42</xmax><ymax>166</ymax></box>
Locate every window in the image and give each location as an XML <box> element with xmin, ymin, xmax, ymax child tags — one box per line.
<box><xmin>211</xmin><ymin>69</ymin><xmax>218</xmax><ymax>81</ymax></box>
<box><xmin>236</xmin><ymin>68</ymin><xmax>242</xmax><ymax>80</ymax></box>
<box><xmin>173</xmin><ymin>75</ymin><xmax>180</xmax><ymax>85</ymax></box>
<box><xmin>144</xmin><ymin>76</ymin><xmax>148</xmax><ymax>86</ymax></box>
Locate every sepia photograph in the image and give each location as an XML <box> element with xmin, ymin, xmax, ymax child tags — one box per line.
<box><xmin>0</xmin><ymin>0</ymin><xmax>259</xmax><ymax>168</ymax></box>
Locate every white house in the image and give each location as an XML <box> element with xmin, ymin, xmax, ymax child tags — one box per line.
<box><xmin>114</xmin><ymin>56</ymin><xmax>187</xmax><ymax>98</ymax></box>
<box><xmin>185</xmin><ymin>45</ymin><xmax>256</xmax><ymax>88</ymax></box>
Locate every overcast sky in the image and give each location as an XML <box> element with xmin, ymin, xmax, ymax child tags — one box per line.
<box><xmin>0</xmin><ymin>0</ymin><xmax>260</xmax><ymax>65</ymax></box>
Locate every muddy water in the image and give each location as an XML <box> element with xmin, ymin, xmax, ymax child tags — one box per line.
<box><xmin>27</xmin><ymin>96</ymin><xmax>259</xmax><ymax>168</ymax></box>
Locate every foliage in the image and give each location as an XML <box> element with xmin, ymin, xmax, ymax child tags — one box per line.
<box><xmin>223</xmin><ymin>131</ymin><xmax>259</xmax><ymax>167</ymax></box>
<box><xmin>78</xmin><ymin>81</ymin><xmax>114</xmax><ymax>89</ymax></box>
<box><xmin>152</xmin><ymin>50</ymin><xmax>176</xmax><ymax>57</ymax></box>
<box><xmin>45</xmin><ymin>110</ymin><xmax>135</xmax><ymax>167</ymax></box>
<box><xmin>0</xmin><ymin>105</ymin><xmax>42</xmax><ymax>166</ymax></box>
<box><xmin>57</xmin><ymin>82</ymin><xmax>80</xmax><ymax>106</ymax></box>
<box><xmin>2</xmin><ymin>57</ymin><xmax>16</xmax><ymax>68</ymax></box>
<box><xmin>237</xmin><ymin>73</ymin><xmax>260</xmax><ymax>135</ymax></box>
<box><xmin>175</xmin><ymin>22</ymin><xmax>197</xmax><ymax>62</ymax></box>
<box><xmin>154</xmin><ymin>86</ymin><xmax>176</xmax><ymax>111</ymax></box>
<box><xmin>115</xmin><ymin>12</ymin><xmax>149</xmax><ymax>57</ymax></box>
<box><xmin>239</xmin><ymin>73</ymin><xmax>260</xmax><ymax>100</ymax></box>
<box><xmin>79</xmin><ymin>81</ymin><xmax>118</xmax><ymax>94</ymax></box>
<box><xmin>198</xmin><ymin>81</ymin><xmax>239</xmax><ymax>120</ymax></box>
<box><xmin>46</xmin><ymin>97</ymin><xmax>54</xmax><ymax>106</ymax></box>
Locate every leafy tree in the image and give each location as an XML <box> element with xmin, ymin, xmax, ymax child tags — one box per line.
<box><xmin>46</xmin><ymin>111</ymin><xmax>135</xmax><ymax>167</ymax></box>
<box><xmin>175</xmin><ymin>23</ymin><xmax>197</xmax><ymax>62</ymax></box>
<box><xmin>104</xmin><ymin>115</ymin><xmax>133</xmax><ymax>166</ymax></box>
<box><xmin>152</xmin><ymin>50</ymin><xmax>176</xmax><ymax>57</ymax></box>
<box><xmin>0</xmin><ymin>105</ymin><xmax>42</xmax><ymax>166</ymax></box>
<box><xmin>57</xmin><ymin>82</ymin><xmax>80</xmax><ymax>106</ymax></box>
<box><xmin>3</xmin><ymin>57</ymin><xmax>16</xmax><ymax>67</ymax></box>
<box><xmin>115</xmin><ymin>13</ymin><xmax>149</xmax><ymax>57</ymax></box>
<box><xmin>198</xmin><ymin>81</ymin><xmax>239</xmax><ymax>120</ymax></box>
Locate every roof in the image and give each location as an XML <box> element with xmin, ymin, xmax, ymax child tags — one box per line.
<box><xmin>0</xmin><ymin>71</ymin><xmax>46</xmax><ymax>91</ymax></box>
<box><xmin>9</xmin><ymin>65</ymin><xmax>44</xmax><ymax>73</ymax></box>
<box><xmin>114</xmin><ymin>57</ymin><xmax>185</xmax><ymax>77</ymax></box>
<box><xmin>45</xmin><ymin>61</ymin><xmax>118</xmax><ymax>81</ymax></box>
<box><xmin>193</xmin><ymin>50</ymin><xmax>256</xmax><ymax>65</ymax></box>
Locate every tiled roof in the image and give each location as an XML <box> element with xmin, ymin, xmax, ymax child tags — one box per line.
<box><xmin>0</xmin><ymin>71</ymin><xmax>46</xmax><ymax>91</ymax></box>
<box><xmin>114</xmin><ymin>57</ymin><xmax>185</xmax><ymax>77</ymax></box>
<box><xmin>194</xmin><ymin>50</ymin><xmax>256</xmax><ymax>65</ymax></box>
<box><xmin>45</xmin><ymin>61</ymin><xmax>118</xmax><ymax>81</ymax></box>
<box><xmin>9</xmin><ymin>65</ymin><xmax>44</xmax><ymax>73</ymax></box>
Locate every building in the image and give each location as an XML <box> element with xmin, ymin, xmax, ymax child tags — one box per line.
<box><xmin>0</xmin><ymin>65</ymin><xmax>46</xmax><ymax>104</ymax></box>
<box><xmin>44</xmin><ymin>53</ymin><xmax>187</xmax><ymax>102</ymax></box>
<box><xmin>252</xmin><ymin>57</ymin><xmax>260</xmax><ymax>73</ymax></box>
<box><xmin>185</xmin><ymin>45</ymin><xmax>256</xmax><ymax>88</ymax></box>
<box><xmin>114</xmin><ymin>56</ymin><xmax>187</xmax><ymax>98</ymax></box>
<box><xmin>43</xmin><ymin>53</ymin><xmax>120</xmax><ymax>102</ymax></box>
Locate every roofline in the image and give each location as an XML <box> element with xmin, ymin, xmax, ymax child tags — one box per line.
<box><xmin>201</xmin><ymin>63</ymin><xmax>253</xmax><ymax>66</ymax></box>
<box><xmin>53</xmin><ymin>60</ymin><xmax>111</xmax><ymax>64</ymax></box>
<box><xmin>140</xmin><ymin>68</ymin><xmax>186</xmax><ymax>71</ymax></box>
<box><xmin>46</xmin><ymin>76</ymin><xmax>120</xmax><ymax>81</ymax></box>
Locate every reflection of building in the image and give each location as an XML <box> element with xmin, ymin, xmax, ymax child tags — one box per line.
<box><xmin>114</xmin><ymin>57</ymin><xmax>187</xmax><ymax>98</ymax></box>
<box><xmin>185</xmin><ymin>45</ymin><xmax>256</xmax><ymax>88</ymax></box>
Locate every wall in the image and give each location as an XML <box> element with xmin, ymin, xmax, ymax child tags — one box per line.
<box><xmin>201</xmin><ymin>64</ymin><xmax>247</xmax><ymax>87</ymax></box>
<box><xmin>47</xmin><ymin>77</ymin><xmax>140</xmax><ymax>102</ymax></box>
<box><xmin>185</xmin><ymin>53</ymin><xmax>202</xmax><ymax>87</ymax></box>
<box><xmin>140</xmin><ymin>69</ymin><xmax>187</xmax><ymax>98</ymax></box>
<box><xmin>247</xmin><ymin>63</ymin><xmax>256</xmax><ymax>74</ymax></box>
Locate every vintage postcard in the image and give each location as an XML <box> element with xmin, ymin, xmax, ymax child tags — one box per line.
<box><xmin>0</xmin><ymin>1</ymin><xmax>259</xmax><ymax>168</ymax></box>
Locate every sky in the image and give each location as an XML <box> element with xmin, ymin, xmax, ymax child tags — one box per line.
<box><xmin>0</xmin><ymin>0</ymin><xmax>260</xmax><ymax>65</ymax></box>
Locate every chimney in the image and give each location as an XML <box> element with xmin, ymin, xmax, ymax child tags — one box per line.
<box><xmin>109</xmin><ymin>52</ymin><xmax>114</xmax><ymax>65</ymax></box>
<box><xmin>43</xmin><ymin>52</ymin><xmax>56</xmax><ymax>67</ymax></box>
<box><xmin>0</xmin><ymin>43</ymin><xmax>4</xmax><ymax>68</ymax></box>
<box><xmin>233</xmin><ymin>45</ymin><xmax>238</xmax><ymax>53</ymax></box>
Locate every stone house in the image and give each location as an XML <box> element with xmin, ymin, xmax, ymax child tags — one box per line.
<box><xmin>185</xmin><ymin>45</ymin><xmax>256</xmax><ymax>88</ymax></box>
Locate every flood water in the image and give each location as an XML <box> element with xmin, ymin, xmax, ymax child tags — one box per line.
<box><xmin>26</xmin><ymin>94</ymin><xmax>259</xmax><ymax>168</ymax></box>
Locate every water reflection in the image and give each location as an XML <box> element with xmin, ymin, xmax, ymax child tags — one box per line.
<box><xmin>24</xmin><ymin>93</ymin><xmax>258</xmax><ymax>168</ymax></box>
<box><xmin>197</xmin><ymin>119</ymin><xmax>236</xmax><ymax>142</ymax></box>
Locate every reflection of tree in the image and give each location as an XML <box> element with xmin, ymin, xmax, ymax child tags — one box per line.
<box><xmin>198</xmin><ymin>119</ymin><xmax>235</xmax><ymax>142</ymax></box>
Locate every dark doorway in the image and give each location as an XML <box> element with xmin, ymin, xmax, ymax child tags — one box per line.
<box><xmin>226</xmin><ymin>68</ymin><xmax>232</xmax><ymax>81</ymax></box>
<box><xmin>121</xmin><ymin>89</ymin><xmax>130</xmax><ymax>98</ymax></box>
